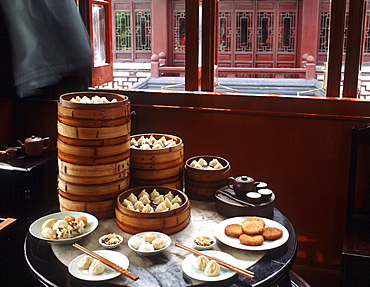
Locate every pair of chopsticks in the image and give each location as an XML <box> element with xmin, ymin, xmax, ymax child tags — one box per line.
<box><xmin>175</xmin><ymin>242</ymin><xmax>254</xmax><ymax>279</ymax></box>
<box><xmin>0</xmin><ymin>218</ymin><xmax>16</xmax><ymax>230</ymax></box>
<box><xmin>72</xmin><ymin>243</ymin><xmax>139</xmax><ymax>281</ymax></box>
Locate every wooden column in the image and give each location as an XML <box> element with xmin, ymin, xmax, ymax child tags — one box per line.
<box><xmin>325</xmin><ymin>0</ymin><xmax>346</xmax><ymax>97</ymax></box>
<box><xmin>342</xmin><ymin>0</ymin><xmax>367</xmax><ymax>98</ymax></box>
<box><xmin>201</xmin><ymin>0</ymin><xmax>216</xmax><ymax>92</ymax></box>
<box><xmin>185</xmin><ymin>0</ymin><xmax>199</xmax><ymax>91</ymax></box>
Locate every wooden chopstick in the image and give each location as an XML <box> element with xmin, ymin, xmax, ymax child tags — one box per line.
<box><xmin>175</xmin><ymin>242</ymin><xmax>254</xmax><ymax>279</ymax></box>
<box><xmin>72</xmin><ymin>243</ymin><xmax>139</xmax><ymax>281</ymax></box>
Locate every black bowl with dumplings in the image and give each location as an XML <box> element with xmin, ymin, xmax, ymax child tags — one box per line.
<box><xmin>115</xmin><ymin>186</ymin><xmax>190</xmax><ymax>235</ymax></box>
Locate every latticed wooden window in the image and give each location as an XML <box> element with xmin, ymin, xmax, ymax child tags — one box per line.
<box><xmin>116</xmin><ymin>12</ymin><xmax>131</xmax><ymax>51</ymax></box>
<box><xmin>365</xmin><ymin>12</ymin><xmax>370</xmax><ymax>53</ymax></box>
<box><xmin>278</xmin><ymin>12</ymin><xmax>296</xmax><ymax>52</ymax></box>
<box><xmin>174</xmin><ymin>12</ymin><xmax>186</xmax><ymax>51</ymax></box>
<box><xmin>135</xmin><ymin>11</ymin><xmax>151</xmax><ymax>51</ymax></box>
<box><xmin>257</xmin><ymin>12</ymin><xmax>273</xmax><ymax>52</ymax></box>
<box><xmin>235</xmin><ymin>11</ymin><xmax>253</xmax><ymax>52</ymax></box>
<box><xmin>319</xmin><ymin>12</ymin><xmax>330</xmax><ymax>53</ymax></box>
<box><xmin>219</xmin><ymin>11</ymin><xmax>232</xmax><ymax>52</ymax></box>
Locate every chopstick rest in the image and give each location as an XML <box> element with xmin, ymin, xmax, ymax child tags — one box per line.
<box><xmin>72</xmin><ymin>243</ymin><xmax>139</xmax><ymax>281</ymax></box>
<box><xmin>175</xmin><ymin>242</ymin><xmax>254</xmax><ymax>279</ymax></box>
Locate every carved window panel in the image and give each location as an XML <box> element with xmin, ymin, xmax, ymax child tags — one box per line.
<box><xmin>116</xmin><ymin>12</ymin><xmax>131</xmax><ymax>51</ymax></box>
<box><xmin>174</xmin><ymin>12</ymin><xmax>186</xmax><ymax>51</ymax></box>
<box><xmin>219</xmin><ymin>12</ymin><xmax>232</xmax><ymax>52</ymax></box>
<box><xmin>257</xmin><ymin>12</ymin><xmax>273</xmax><ymax>52</ymax></box>
<box><xmin>278</xmin><ymin>12</ymin><xmax>296</xmax><ymax>52</ymax></box>
<box><xmin>235</xmin><ymin>11</ymin><xmax>253</xmax><ymax>52</ymax></box>
<box><xmin>135</xmin><ymin>11</ymin><xmax>151</xmax><ymax>51</ymax></box>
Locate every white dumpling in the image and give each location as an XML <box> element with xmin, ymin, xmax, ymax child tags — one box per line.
<box><xmin>143</xmin><ymin>232</ymin><xmax>157</xmax><ymax>243</ymax></box>
<box><xmin>52</xmin><ymin>220</ymin><xmax>69</xmax><ymax>231</ymax></box>
<box><xmin>138</xmin><ymin>242</ymin><xmax>154</xmax><ymax>252</ymax></box>
<box><xmin>155</xmin><ymin>201</ymin><xmax>169</xmax><ymax>212</ymax></box>
<box><xmin>127</xmin><ymin>193</ymin><xmax>138</xmax><ymax>204</ymax></box>
<box><xmin>152</xmin><ymin>143</ymin><xmax>162</xmax><ymax>150</ymax></box>
<box><xmin>130</xmin><ymin>138</ymin><xmax>138</xmax><ymax>147</ymax></box>
<box><xmin>209</xmin><ymin>158</ymin><xmax>220</xmax><ymax>167</ymax></box>
<box><xmin>89</xmin><ymin>259</ymin><xmax>105</xmax><ymax>275</ymax></box>
<box><xmin>134</xmin><ymin>201</ymin><xmax>145</xmax><ymax>212</ymax></box>
<box><xmin>164</xmin><ymin>191</ymin><xmax>174</xmax><ymax>201</ymax></box>
<box><xmin>123</xmin><ymin>199</ymin><xmax>134</xmax><ymax>208</ymax></box>
<box><xmin>152</xmin><ymin>238</ymin><xmax>166</xmax><ymax>249</ymax></box>
<box><xmin>152</xmin><ymin>195</ymin><xmax>164</xmax><ymax>205</ymax></box>
<box><xmin>41</xmin><ymin>218</ymin><xmax>58</xmax><ymax>230</ymax></box>
<box><xmin>204</xmin><ymin>260</ymin><xmax>221</xmax><ymax>276</ymax></box>
<box><xmin>130</xmin><ymin>236</ymin><xmax>145</xmax><ymax>249</ymax></box>
<box><xmin>70</xmin><ymin>220</ymin><xmax>85</xmax><ymax>236</ymax></box>
<box><xmin>149</xmin><ymin>135</ymin><xmax>156</xmax><ymax>144</ymax></box>
<box><xmin>170</xmin><ymin>202</ymin><xmax>180</xmax><ymax>210</ymax></box>
<box><xmin>77</xmin><ymin>255</ymin><xmax>93</xmax><ymax>269</ymax></box>
<box><xmin>164</xmin><ymin>197</ymin><xmax>172</xmax><ymax>209</ymax></box>
<box><xmin>198</xmin><ymin>158</ymin><xmax>208</xmax><ymax>167</ymax></box>
<box><xmin>190</xmin><ymin>160</ymin><xmax>199</xmax><ymax>168</ymax></box>
<box><xmin>137</xmin><ymin>136</ymin><xmax>146</xmax><ymax>145</ymax></box>
<box><xmin>141</xmin><ymin>143</ymin><xmax>151</xmax><ymax>150</ymax></box>
<box><xmin>213</xmin><ymin>162</ymin><xmax>224</xmax><ymax>169</ymax></box>
<box><xmin>150</xmin><ymin>189</ymin><xmax>160</xmax><ymax>200</ymax></box>
<box><xmin>139</xmin><ymin>195</ymin><xmax>151</xmax><ymax>205</ymax></box>
<box><xmin>41</xmin><ymin>227</ymin><xmax>57</xmax><ymax>239</ymax></box>
<box><xmin>171</xmin><ymin>195</ymin><xmax>182</xmax><ymax>205</ymax></box>
<box><xmin>142</xmin><ymin>204</ymin><xmax>154</xmax><ymax>213</ymax></box>
<box><xmin>138</xmin><ymin>189</ymin><xmax>149</xmax><ymax>199</ymax></box>
<box><xmin>57</xmin><ymin>227</ymin><xmax>71</xmax><ymax>239</ymax></box>
<box><xmin>159</xmin><ymin>136</ymin><xmax>167</xmax><ymax>144</ymax></box>
<box><xmin>195</xmin><ymin>255</ymin><xmax>209</xmax><ymax>271</ymax></box>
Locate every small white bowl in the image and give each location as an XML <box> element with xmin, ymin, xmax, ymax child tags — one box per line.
<box><xmin>193</xmin><ymin>235</ymin><xmax>216</xmax><ymax>250</ymax></box>
<box><xmin>99</xmin><ymin>233</ymin><xmax>123</xmax><ymax>249</ymax></box>
<box><xmin>128</xmin><ymin>231</ymin><xmax>171</xmax><ymax>256</ymax></box>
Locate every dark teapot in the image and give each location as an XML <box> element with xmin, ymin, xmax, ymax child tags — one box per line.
<box><xmin>227</xmin><ymin>175</ymin><xmax>257</xmax><ymax>199</ymax></box>
<box><xmin>17</xmin><ymin>135</ymin><xmax>50</xmax><ymax>157</ymax></box>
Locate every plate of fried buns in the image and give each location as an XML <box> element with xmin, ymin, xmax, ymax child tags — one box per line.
<box><xmin>214</xmin><ymin>216</ymin><xmax>289</xmax><ymax>251</ymax></box>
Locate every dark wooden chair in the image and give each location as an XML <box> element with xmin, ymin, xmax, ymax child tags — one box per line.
<box><xmin>342</xmin><ymin>124</ymin><xmax>370</xmax><ymax>287</ymax></box>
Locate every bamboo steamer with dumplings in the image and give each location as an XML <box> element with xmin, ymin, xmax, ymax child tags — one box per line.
<box><xmin>57</xmin><ymin>92</ymin><xmax>131</xmax><ymax>218</ymax></box>
<box><xmin>130</xmin><ymin>134</ymin><xmax>184</xmax><ymax>189</ymax></box>
<box><xmin>115</xmin><ymin>186</ymin><xmax>190</xmax><ymax>235</ymax></box>
<box><xmin>185</xmin><ymin>155</ymin><xmax>230</xmax><ymax>201</ymax></box>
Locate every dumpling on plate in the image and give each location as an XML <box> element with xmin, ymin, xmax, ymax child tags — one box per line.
<box><xmin>195</xmin><ymin>255</ymin><xmax>209</xmax><ymax>271</ymax></box>
<box><xmin>204</xmin><ymin>260</ymin><xmax>220</xmax><ymax>276</ymax></box>
<box><xmin>77</xmin><ymin>255</ymin><xmax>93</xmax><ymax>269</ymax></box>
<box><xmin>89</xmin><ymin>259</ymin><xmax>105</xmax><ymax>275</ymax></box>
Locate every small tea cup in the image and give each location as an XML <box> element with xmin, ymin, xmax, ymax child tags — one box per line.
<box><xmin>6</xmin><ymin>148</ymin><xmax>17</xmax><ymax>158</ymax></box>
<box><xmin>0</xmin><ymin>151</ymin><xmax>6</xmax><ymax>160</ymax></box>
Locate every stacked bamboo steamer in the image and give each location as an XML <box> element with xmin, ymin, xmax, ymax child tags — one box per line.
<box><xmin>129</xmin><ymin>134</ymin><xmax>184</xmax><ymax>189</ymax></box>
<box><xmin>57</xmin><ymin>92</ymin><xmax>131</xmax><ymax>218</ymax></box>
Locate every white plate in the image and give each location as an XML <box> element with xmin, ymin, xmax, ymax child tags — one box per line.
<box><xmin>68</xmin><ymin>250</ymin><xmax>129</xmax><ymax>281</ymax></box>
<box><xmin>214</xmin><ymin>216</ymin><xmax>289</xmax><ymax>251</ymax></box>
<box><xmin>29</xmin><ymin>211</ymin><xmax>98</xmax><ymax>244</ymax></box>
<box><xmin>182</xmin><ymin>250</ymin><xmax>238</xmax><ymax>282</ymax></box>
<box><xmin>128</xmin><ymin>231</ymin><xmax>171</xmax><ymax>256</ymax></box>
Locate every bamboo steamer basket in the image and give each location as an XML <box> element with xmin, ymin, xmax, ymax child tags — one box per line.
<box><xmin>57</xmin><ymin>92</ymin><xmax>131</xmax><ymax>218</ymax></box>
<box><xmin>130</xmin><ymin>134</ymin><xmax>184</xmax><ymax>189</ymax></box>
<box><xmin>185</xmin><ymin>155</ymin><xmax>230</xmax><ymax>201</ymax></box>
<box><xmin>115</xmin><ymin>186</ymin><xmax>190</xmax><ymax>235</ymax></box>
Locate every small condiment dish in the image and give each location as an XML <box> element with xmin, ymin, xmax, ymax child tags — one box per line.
<box><xmin>193</xmin><ymin>235</ymin><xmax>216</xmax><ymax>250</ymax></box>
<box><xmin>128</xmin><ymin>231</ymin><xmax>171</xmax><ymax>256</ymax></box>
<box><xmin>99</xmin><ymin>233</ymin><xmax>123</xmax><ymax>249</ymax></box>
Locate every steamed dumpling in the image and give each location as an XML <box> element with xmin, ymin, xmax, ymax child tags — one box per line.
<box><xmin>204</xmin><ymin>260</ymin><xmax>220</xmax><ymax>276</ymax></box>
<box><xmin>171</xmin><ymin>195</ymin><xmax>182</xmax><ymax>205</ymax></box>
<box><xmin>142</xmin><ymin>204</ymin><xmax>154</xmax><ymax>213</ymax></box>
<box><xmin>127</xmin><ymin>193</ymin><xmax>138</xmax><ymax>204</ymax></box>
<box><xmin>123</xmin><ymin>199</ymin><xmax>134</xmax><ymax>208</ymax></box>
<box><xmin>170</xmin><ymin>202</ymin><xmax>180</xmax><ymax>210</ymax></box>
<box><xmin>41</xmin><ymin>227</ymin><xmax>57</xmax><ymax>239</ymax></box>
<box><xmin>57</xmin><ymin>227</ymin><xmax>72</xmax><ymax>239</ymax></box>
<box><xmin>143</xmin><ymin>232</ymin><xmax>157</xmax><ymax>243</ymax></box>
<box><xmin>138</xmin><ymin>242</ymin><xmax>154</xmax><ymax>252</ymax></box>
<box><xmin>52</xmin><ymin>220</ymin><xmax>69</xmax><ymax>231</ymax></box>
<box><xmin>155</xmin><ymin>201</ymin><xmax>169</xmax><ymax>212</ymax></box>
<box><xmin>152</xmin><ymin>238</ymin><xmax>166</xmax><ymax>249</ymax></box>
<box><xmin>164</xmin><ymin>197</ymin><xmax>172</xmax><ymax>209</ymax></box>
<box><xmin>150</xmin><ymin>189</ymin><xmax>160</xmax><ymax>200</ymax></box>
<box><xmin>198</xmin><ymin>158</ymin><xmax>208</xmax><ymax>167</ymax></box>
<box><xmin>152</xmin><ymin>195</ymin><xmax>164</xmax><ymax>205</ymax></box>
<box><xmin>138</xmin><ymin>189</ymin><xmax>149</xmax><ymax>199</ymax></box>
<box><xmin>213</xmin><ymin>162</ymin><xmax>224</xmax><ymax>169</ymax></box>
<box><xmin>139</xmin><ymin>195</ymin><xmax>151</xmax><ymax>205</ymax></box>
<box><xmin>41</xmin><ymin>218</ymin><xmax>58</xmax><ymax>230</ymax></box>
<box><xmin>130</xmin><ymin>236</ymin><xmax>145</xmax><ymax>249</ymax></box>
<box><xmin>149</xmin><ymin>135</ymin><xmax>156</xmax><ymax>144</ymax></box>
<box><xmin>89</xmin><ymin>259</ymin><xmax>105</xmax><ymax>275</ymax></box>
<box><xmin>77</xmin><ymin>255</ymin><xmax>93</xmax><ymax>269</ymax></box>
<box><xmin>164</xmin><ymin>191</ymin><xmax>174</xmax><ymax>201</ymax></box>
<box><xmin>195</xmin><ymin>255</ymin><xmax>209</xmax><ymax>271</ymax></box>
<box><xmin>70</xmin><ymin>220</ymin><xmax>85</xmax><ymax>236</ymax></box>
<box><xmin>209</xmin><ymin>158</ymin><xmax>220</xmax><ymax>167</ymax></box>
<box><xmin>134</xmin><ymin>201</ymin><xmax>145</xmax><ymax>212</ymax></box>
